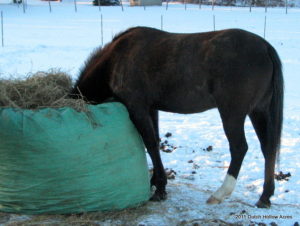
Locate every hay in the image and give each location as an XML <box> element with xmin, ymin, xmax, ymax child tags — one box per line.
<box><xmin>0</xmin><ymin>71</ymin><xmax>88</xmax><ymax>111</ymax></box>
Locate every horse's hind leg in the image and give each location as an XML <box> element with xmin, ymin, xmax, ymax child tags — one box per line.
<box><xmin>127</xmin><ymin>106</ymin><xmax>167</xmax><ymax>201</ymax></box>
<box><xmin>249</xmin><ymin>110</ymin><xmax>276</xmax><ymax>208</ymax></box>
<box><xmin>207</xmin><ymin>110</ymin><xmax>248</xmax><ymax>204</ymax></box>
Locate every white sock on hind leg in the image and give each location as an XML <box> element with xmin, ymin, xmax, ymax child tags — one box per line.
<box><xmin>207</xmin><ymin>174</ymin><xmax>236</xmax><ymax>204</ymax></box>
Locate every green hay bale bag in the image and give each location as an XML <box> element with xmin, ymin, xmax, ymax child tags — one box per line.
<box><xmin>0</xmin><ymin>102</ymin><xmax>150</xmax><ymax>214</ymax></box>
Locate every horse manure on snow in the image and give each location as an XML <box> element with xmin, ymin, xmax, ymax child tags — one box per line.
<box><xmin>274</xmin><ymin>171</ymin><xmax>292</xmax><ymax>181</ymax></box>
<box><xmin>165</xmin><ymin>168</ymin><xmax>176</xmax><ymax>180</ymax></box>
<box><xmin>160</xmin><ymin>132</ymin><xmax>177</xmax><ymax>153</ymax></box>
<box><xmin>0</xmin><ymin>71</ymin><xmax>87</xmax><ymax>111</ymax></box>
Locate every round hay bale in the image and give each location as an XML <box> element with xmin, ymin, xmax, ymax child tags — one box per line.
<box><xmin>0</xmin><ymin>102</ymin><xmax>150</xmax><ymax>214</ymax></box>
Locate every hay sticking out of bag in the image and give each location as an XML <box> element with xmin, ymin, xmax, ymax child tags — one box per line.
<box><xmin>0</xmin><ymin>71</ymin><xmax>87</xmax><ymax>111</ymax></box>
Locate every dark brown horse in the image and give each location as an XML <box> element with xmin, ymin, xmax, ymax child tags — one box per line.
<box><xmin>70</xmin><ymin>27</ymin><xmax>284</xmax><ymax>208</ymax></box>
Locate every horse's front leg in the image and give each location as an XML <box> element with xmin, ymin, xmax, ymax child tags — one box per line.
<box><xmin>127</xmin><ymin>106</ymin><xmax>167</xmax><ymax>201</ymax></box>
<box><xmin>149</xmin><ymin>109</ymin><xmax>160</xmax><ymax>188</ymax></box>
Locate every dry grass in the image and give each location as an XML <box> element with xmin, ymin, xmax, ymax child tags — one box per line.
<box><xmin>0</xmin><ymin>70</ymin><xmax>87</xmax><ymax>111</ymax></box>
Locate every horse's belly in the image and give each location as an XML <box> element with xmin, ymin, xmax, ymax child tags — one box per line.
<box><xmin>157</xmin><ymin>90</ymin><xmax>216</xmax><ymax>114</ymax></box>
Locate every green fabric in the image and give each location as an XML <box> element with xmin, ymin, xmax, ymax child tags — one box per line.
<box><xmin>0</xmin><ymin>102</ymin><xmax>150</xmax><ymax>214</ymax></box>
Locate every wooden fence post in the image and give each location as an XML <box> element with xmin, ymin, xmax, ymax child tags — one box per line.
<box><xmin>1</xmin><ymin>11</ymin><xmax>4</xmax><ymax>47</ymax></box>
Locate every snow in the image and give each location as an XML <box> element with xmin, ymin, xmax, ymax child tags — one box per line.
<box><xmin>0</xmin><ymin>1</ymin><xmax>300</xmax><ymax>225</ymax></box>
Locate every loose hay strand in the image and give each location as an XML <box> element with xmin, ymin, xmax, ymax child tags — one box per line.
<box><xmin>0</xmin><ymin>70</ymin><xmax>88</xmax><ymax>111</ymax></box>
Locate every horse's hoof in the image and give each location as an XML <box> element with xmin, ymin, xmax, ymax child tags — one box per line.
<box><xmin>206</xmin><ymin>195</ymin><xmax>222</xmax><ymax>204</ymax></box>
<box><xmin>149</xmin><ymin>191</ymin><xmax>167</xmax><ymax>201</ymax></box>
<box><xmin>255</xmin><ymin>200</ymin><xmax>271</xmax><ymax>208</ymax></box>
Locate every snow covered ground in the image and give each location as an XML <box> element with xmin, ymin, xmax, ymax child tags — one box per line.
<box><xmin>0</xmin><ymin>1</ymin><xmax>300</xmax><ymax>225</ymax></box>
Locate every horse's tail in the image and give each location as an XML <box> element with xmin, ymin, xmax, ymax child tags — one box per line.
<box><xmin>267</xmin><ymin>43</ymin><xmax>284</xmax><ymax>163</ymax></box>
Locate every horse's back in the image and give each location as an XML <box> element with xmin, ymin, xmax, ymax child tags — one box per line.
<box><xmin>111</xmin><ymin>27</ymin><xmax>272</xmax><ymax>79</ymax></box>
<box><xmin>107</xmin><ymin>27</ymin><xmax>274</xmax><ymax>114</ymax></box>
